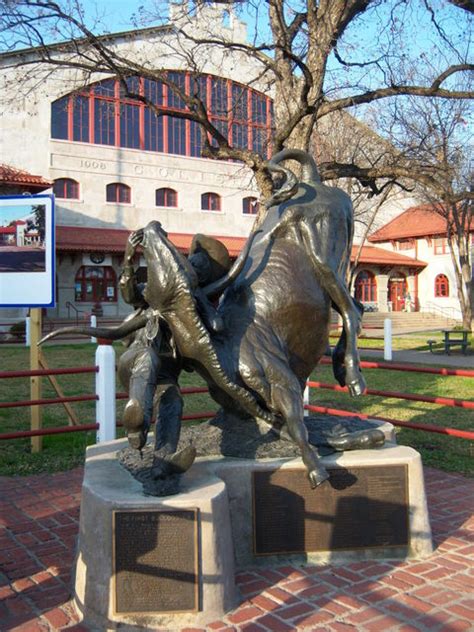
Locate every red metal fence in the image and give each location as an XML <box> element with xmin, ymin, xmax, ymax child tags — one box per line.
<box><xmin>0</xmin><ymin>357</ymin><xmax>473</xmax><ymax>442</ymax></box>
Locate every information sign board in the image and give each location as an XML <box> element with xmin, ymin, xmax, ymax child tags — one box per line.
<box><xmin>0</xmin><ymin>195</ymin><xmax>55</xmax><ymax>307</ymax></box>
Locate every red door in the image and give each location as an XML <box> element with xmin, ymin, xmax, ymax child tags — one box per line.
<box><xmin>388</xmin><ymin>277</ymin><xmax>407</xmax><ymax>312</ymax></box>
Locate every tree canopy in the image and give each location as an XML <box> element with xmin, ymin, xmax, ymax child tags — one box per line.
<box><xmin>0</xmin><ymin>0</ymin><xmax>472</xmax><ymax>199</ymax></box>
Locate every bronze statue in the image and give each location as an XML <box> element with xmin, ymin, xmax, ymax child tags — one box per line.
<box><xmin>40</xmin><ymin>150</ymin><xmax>370</xmax><ymax>488</ymax></box>
<box><xmin>116</xmin><ymin>226</ymin><xmax>259</xmax><ymax>478</ymax></box>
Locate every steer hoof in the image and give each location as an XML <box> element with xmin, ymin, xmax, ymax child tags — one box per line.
<box><xmin>308</xmin><ymin>465</ymin><xmax>330</xmax><ymax>488</ymax></box>
<box><xmin>347</xmin><ymin>375</ymin><xmax>367</xmax><ymax>397</ymax></box>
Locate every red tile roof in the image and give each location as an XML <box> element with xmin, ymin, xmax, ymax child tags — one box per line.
<box><xmin>367</xmin><ymin>203</ymin><xmax>473</xmax><ymax>242</ymax></box>
<box><xmin>0</xmin><ymin>226</ymin><xmax>16</xmax><ymax>234</ymax></box>
<box><xmin>56</xmin><ymin>225</ymin><xmax>131</xmax><ymax>253</ymax></box>
<box><xmin>56</xmin><ymin>224</ymin><xmax>426</xmax><ymax>267</ymax></box>
<box><xmin>0</xmin><ymin>164</ymin><xmax>53</xmax><ymax>191</ymax></box>
<box><xmin>56</xmin><ymin>225</ymin><xmax>248</xmax><ymax>257</ymax></box>
<box><xmin>352</xmin><ymin>245</ymin><xmax>426</xmax><ymax>268</ymax></box>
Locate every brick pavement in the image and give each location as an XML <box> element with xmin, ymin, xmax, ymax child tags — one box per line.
<box><xmin>0</xmin><ymin>466</ymin><xmax>472</xmax><ymax>632</ymax></box>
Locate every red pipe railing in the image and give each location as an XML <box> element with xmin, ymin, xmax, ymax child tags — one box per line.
<box><xmin>0</xmin><ymin>394</ymin><xmax>98</xmax><ymax>409</ymax></box>
<box><xmin>0</xmin><ymin>367</ymin><xmax>98</xmax><ymax>379</ymax></box>
<box><xmin>0</xmin><ymin>424</ymin><xmax>100</xmax><ymax>440</ymax></box>
<box><xmin>0</xmin><ymin>411</ymin><xmax>218</xmax><ymax>440</ymax></box>
<box><xmin>0</xmin><ymin>360</ymin><xmax>472</xmax><ymax>441</ymax></box>
<box><xmin>320</xmin><ymin>357</ymin><xmax>474</xmax><ymax>378</ymax></box>
<box><xmin>307</xmin><ymin>381</ymin><xmax>474</xmax><ymax>410</ymax></box>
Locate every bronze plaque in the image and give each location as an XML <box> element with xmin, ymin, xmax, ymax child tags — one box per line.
<box><xmin>113</xmin><ymin>509</ymin><xmax>198</xmax><ymax>614</ymax></box>
<box><xmin>253</xmin><ymin>465</ymin><xmax>409</xmax><ymax>555</ymax></box>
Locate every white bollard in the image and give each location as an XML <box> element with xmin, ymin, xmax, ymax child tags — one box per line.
<box><xmin>90</xmin><ymin>314</ymin><xmax>97</xmax><ymax>343</ymax></box>
<box><xmin>95</xmin><ymin>341</ymin><xmax>116</xmax><ymax>443</ymax></box>
<box><xmin>25</xmin><ymin>316</ymin><xmax>31</xmax><ymax>347</ymax></box>
<box><xmin>303</xmin><ymin>384</ymin><xmax>310</xmax><ymax>417</ymax></box>
<box><xmin>384</xmin><ymin>318</ymin><xmax>392</xmax><ymax>361</ymax></box>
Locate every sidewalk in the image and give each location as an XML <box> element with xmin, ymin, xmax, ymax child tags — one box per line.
<box><xmin>360</xmin><ymin>348</ymin><xmax>473</xmax><ymax>369</ymax></box>
<box><xmin>0</xmin><ymin>466</ymin><xmax>473</xmax><ymax>632</ymax></box>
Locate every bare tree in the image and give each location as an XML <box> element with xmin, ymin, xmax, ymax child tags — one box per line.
<box><xmin>374</xmin><ymin>90</ymin><xmax>473</xmax><ymax>328</ymax></box>
<box><xmin>0</xmin><ymin>0</ymin><xmax>472</xmax><ymax>204</ymax></box>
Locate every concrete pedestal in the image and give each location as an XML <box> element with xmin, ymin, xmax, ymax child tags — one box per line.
<box><xmin>74</xmin><ymin>439</ymin><xmax>432</xmax><ymax>629</ymax></box>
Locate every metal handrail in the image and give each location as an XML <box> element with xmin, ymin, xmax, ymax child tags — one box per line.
<box><xmin>65</xmin><ymin>301</ymin><xmax>89</xmax><ymax>325</ymax></box>
<box><xmin>420</xmin><ymin>301</ymin><xmax>462</xmax><ymax>324</ymax></box>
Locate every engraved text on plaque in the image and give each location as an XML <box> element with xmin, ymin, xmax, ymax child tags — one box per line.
<box><xmin>253</xmin><ymin>466</ymin><xmax>408</xmax><ymax>555</ymax></box>
<box><xmin>114</xmin><ymin>509</ymin><xmax>198</xmax><ymax>613</ymax></box>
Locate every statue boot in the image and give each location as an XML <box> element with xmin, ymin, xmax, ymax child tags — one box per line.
<box><xmin>151</xmin><ymin>445</ymin><xmax>197</xmax><ymax>480</ymax></box>
<box><xmin>123</xmin><ymin>398</ymin><xmax>149</xmax><ymax>450</ymax></box>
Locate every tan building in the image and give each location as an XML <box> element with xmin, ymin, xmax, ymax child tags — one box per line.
<box><xmin>2</xmin><ymin>3</ymin><xmax>463</xmax><ymax>323</ymax></box>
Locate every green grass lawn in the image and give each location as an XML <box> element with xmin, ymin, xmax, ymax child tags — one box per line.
<box><xmin>331</xmin><ymin>330</ymin><xmax>472</xmax><ymax>352</ymax></box>
<box><xmin>0</xmin><ymin>342</ymin><xmax>472</xmax><ymax>477</ymax></box>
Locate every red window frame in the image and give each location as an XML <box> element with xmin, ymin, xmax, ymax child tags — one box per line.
<box><xmin>434</xmin><ymin>274</ymin><xmax>449</xmax><ymax>298</ymax></box>
<box><xmin>434</xmin><ymin>237</ymin><xmax>448</xmax><ymax>255</ymax></box>
<box><xmin>398</xmin><ymin>239</ymin><xmax>414</xmax><ymax>251</ymax></box>
<box><xmin>243</xmin><ymin>196</ymin><xmax>259</xmax><ymax>215</ymax></box>
<box><xmin>74</xmin><ymin>266</ymin><xmax>117</xmax><ymax>302</ymax></box>
<box><xmin>51</xmin><ymin>72</ymin><xmax>274</xmax><ymax>159</ymax></box>
<box><xmin>106</xmin><ymin>183</ymin><xmax>131</xmax><ymax>204</ymax></box>
<box><xmin>156</xmin><ymin>188</ymin><xmax>178</xmax><ymax>207</ymax></box>
<box><xmin>53</xmin><ymin>178</ymin><xmax>79</xmax><ymax>199</ymax></box>
<box><xmin>201</xmin><ymin>192</ymin><xmax>221</xmax><ymax>212</ymax></box>
<box><xmin>354</xmin><ymin>270</ymin><xmax>377</xmax><ymax>303</ymax></box>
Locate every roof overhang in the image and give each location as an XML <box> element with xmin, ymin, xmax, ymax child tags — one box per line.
<box><xmin>56</xmin><ymin>225</ymin><xmax>427</xmax><ymax>267</ymax></box>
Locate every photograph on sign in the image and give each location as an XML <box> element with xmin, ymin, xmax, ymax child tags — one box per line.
<box><xmin>0</xmin><ymin>195</ymin><xmax>55</xmax><ymax>307</ymax></box>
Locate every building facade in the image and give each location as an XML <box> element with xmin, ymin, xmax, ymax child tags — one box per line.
<box><xmin>367</xmin><ymin>205</ymin><xmax>473</xmax><ymax>319</ymax></box>
<box><xmin>1</xmin><ymin>3</ymin><xmax>467</xmax><ymax>322</ymax></box>
<box><xmin>0</xmin><ymin>4</ymin><xmax>273</xmax><ymax>317</ymax></box>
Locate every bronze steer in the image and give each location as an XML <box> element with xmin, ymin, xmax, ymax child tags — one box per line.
<box><xmin>40</xmin><ymin>153</ymin><xmax>363</xmax><ymax>488</ymax></box>
<box><xmin>137</xmin><ymin>209</ymin><xmax>334</xmax><ymax>486</ymax></box>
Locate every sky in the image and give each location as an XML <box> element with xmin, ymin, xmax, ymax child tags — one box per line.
<box><xmin>0</xmin><ymin>204</ymin><xmax>34</xmax><ymax>226</ymax></box>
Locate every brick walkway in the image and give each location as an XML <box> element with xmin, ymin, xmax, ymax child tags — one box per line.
<box><xmin>0</xmin><ymin>467</ymin><xmax>472</xmax><ymax>632</ymax></box>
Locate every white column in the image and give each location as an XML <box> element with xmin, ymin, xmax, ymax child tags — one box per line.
<box><xmin>90</xmin><ymin>314</ymin><xmax>97</xmax><ymax>343</ymax></box>
<box><xmin>384</xmin><ymin>318</ymin><xmax>392</xmax><ymax>361</ymax></box>
<box><xmin>303</xmin><ymin>384</ymin><xmax>310</xmax><ymax>417</ymax></box>
<box><xmin>95</xmin><ymin>341</ymin><xmax>116</xmax><ymax>443</ymax></box>
<box><xmin>25</xmin><ymin>316</ymin><xmax>31</xmax><ymax>347</ymax></box>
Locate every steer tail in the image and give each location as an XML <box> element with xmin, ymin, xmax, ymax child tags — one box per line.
<box><xmin>268</xmin><ymin>148</ymin><xmax>321</xmax><ymax>184</ymax></box>
<box><xmin>38</xmin><ymin>313</ymin><xmax>148</xmax><ymax>345</ymax></box>
<box><xmin>265</xmin><ymin>148</ymin><xmax>321</xmax><ymax>208</ymax></box>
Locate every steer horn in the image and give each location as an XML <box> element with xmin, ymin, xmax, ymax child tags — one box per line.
<box><xmin>38</xmin><ymin>312</ymin><xmax>148</xmax><ymax>345</ymax></box>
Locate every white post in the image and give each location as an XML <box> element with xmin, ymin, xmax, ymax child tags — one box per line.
<box><xmin>303</xmin><ymin>384</ymin><xmax>310</xmax><ymax>417</ymax></box>
<box><xmin>95</xmin><ymin>341</ymin><xmax>116</xmax><ymax>443</ymax></box>
<box><xmin>90</xmin><ymin>314</ymin><xmax>97</xmax><ymax>343</ymax></box>
<box><xmin>25</xmin><ymin>316</ymin><xmax>31</xmax><ymax>347</ymax></box>
<box><xmin>384</xmin><ymin>318</ymin><xmax>392</xmax><ymax>361</ymax></box>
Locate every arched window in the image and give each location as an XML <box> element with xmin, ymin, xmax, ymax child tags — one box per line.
<box><xmin>156</xmin><ymin>188</ymin><xmax>178</xmax><ymax>207</ymax></box>
<box><xmin>53</xmin><ymin>178</ymin><xmax>79</xmax><ymax>199</ymax></box>
<box><xmin>243</xmin><ymin>197</ymin><xmax>259</xmax><ymax>215</ymax></box>
<box><xmin>201</xmin><ymin>192</ymin><xmax>221</xmax><ymax>212</ymax></box>
<box><xmin>106</xmin><ymin>183</ymin><xmax>131</xmax><ymax>204</ymax></box>
<box><xmin>51</xmin><ymin>73</ymin><xmax>274</xmax><ymax>159</ymax></box>
<box><xmin>75</xmin><ymin>266</ymin><xmax>117</xmax><ymax>302</ymax></box>
<box><xmin>435</xmin><ymin>274</ymin><xmax>449</xmax><ymax>297</ymax></box>
<box><xmin>354</xmin><ymin>270</ymin><xmax>377</xmax><ymax>303</ymax></box>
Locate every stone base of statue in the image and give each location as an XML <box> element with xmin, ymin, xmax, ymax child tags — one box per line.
<box><xmin>74</xmin><ymin>419</ymin><xmax>432</xmax><ymax>629</ymax></box>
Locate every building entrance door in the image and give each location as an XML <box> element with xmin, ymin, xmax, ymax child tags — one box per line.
<box><xmin>388</xmin><ymin>276</ymin><xmax>407</xmax><ymax>312</ymax></box>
